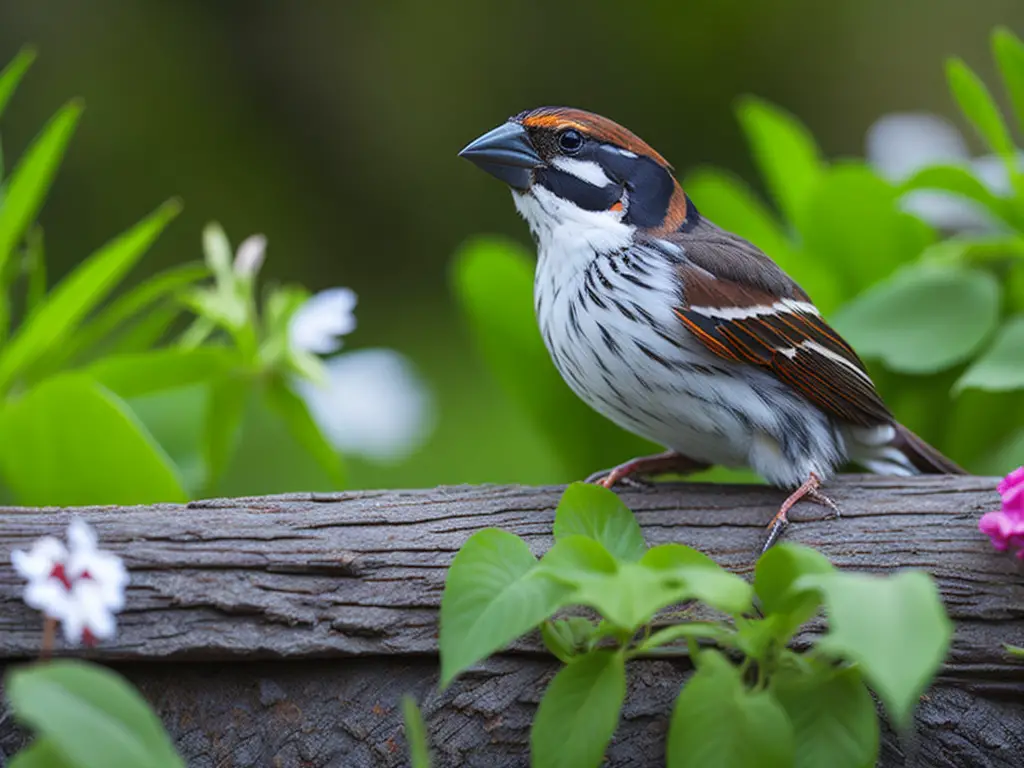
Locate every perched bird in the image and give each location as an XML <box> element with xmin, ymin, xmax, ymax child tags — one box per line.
<box><xmin>459</xmin><ymin>107</ymin><xmax>964</xmax><ymax>549</ymax></box>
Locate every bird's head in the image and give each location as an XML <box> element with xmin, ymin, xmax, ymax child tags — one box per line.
<box><xmin>459</xmin><ymin>107</ymin><xmax>695</xmax><ymax>238</ymax></box>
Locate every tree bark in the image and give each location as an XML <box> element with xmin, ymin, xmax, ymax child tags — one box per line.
<box><xmin>0</xmin><ymin>475</ymin><xmax>1021</xmax><ymax>766</ymax></box>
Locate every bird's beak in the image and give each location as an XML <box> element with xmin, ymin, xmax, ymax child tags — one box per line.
<box><xmin>458</xmin><ymin>121</ymin><xmax>543</xmax><ymax>190</ymax></box>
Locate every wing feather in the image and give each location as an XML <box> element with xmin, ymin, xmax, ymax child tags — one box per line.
<box><xmin>675</xmin><ymin>263</ymin><xmax>891</xmax><ymax>427</ymax></box>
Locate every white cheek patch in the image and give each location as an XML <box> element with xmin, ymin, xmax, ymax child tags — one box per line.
<box><xmin>551</xmin><ymin>156</ymin><xmax>614</xmax><ymax>187</ymax></box>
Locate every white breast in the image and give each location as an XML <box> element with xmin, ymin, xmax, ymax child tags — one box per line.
<box><xmin>515</xmin><ymin>186</ymin><xmax>848</xmax><ymax>487</ymax></box>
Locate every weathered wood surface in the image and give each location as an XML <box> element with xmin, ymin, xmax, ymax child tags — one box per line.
<box><xmin>0</xmin><ymin>476</ymin><xmax>1022</xmax><ymax>767</ymax></box>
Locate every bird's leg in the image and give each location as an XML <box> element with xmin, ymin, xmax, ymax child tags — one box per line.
<box><xmin>586</xmin><ymin>450</ymin><xmax>710</xmax><ymax>489</ymax></box>
<box><xmin>761</xmin><ymin>472</ymin><xmax>841</xmax><ymax>553</ymax></box>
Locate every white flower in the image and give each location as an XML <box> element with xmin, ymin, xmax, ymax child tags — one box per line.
<box><xmin>233</xmin><ymin>234</ymin><xmax>267</xmax><ymax>278</ymax></box>
<box><xmin>11</xmin><ymin>518</ymin><xmax>129</xmax><ymax>646</ymax></box>
<box><xmin>865</xmin><ymin>112</ymin><xmax>1024</xmax><ymax>232</ymax></box>
<box><xmin>293</xmin><ymin>348</ymin><xmax>435</xmax><ymax>462</ymax></box>
<box><xmin>288</xmin><ymin>288</ymin><xmax>358</xmax><ymax>355</ymax></box>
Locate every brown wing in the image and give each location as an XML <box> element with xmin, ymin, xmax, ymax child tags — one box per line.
<box><xmin>674</xmin><ymin>258</ymin><xmax>892</xmax><ymax>428</ymax></box>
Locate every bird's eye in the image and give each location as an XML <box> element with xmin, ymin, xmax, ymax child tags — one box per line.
<box><xmin>558</xmin><ymin>129</ymin><xmax>584</xmax><ymax>155</ymax></box>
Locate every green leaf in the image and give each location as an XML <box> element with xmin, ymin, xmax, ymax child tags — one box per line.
<box><xmin>667</xmin><ymin>649</ymin><xmax>793</xmax><ymax>768</ymax></box>
<box><xmin>553</xmin><ymin>482</ymin><xmax>646</xmax><ymax>561</ymax></box>
<box><xmin>263</xmin><ymin>377</ymin><xmax>344</xmax><ymax>488</ymax></box>
<box><xmin>955</xmin><ymin>315</ymin><xmax>1024</xmax><ymax>393</ymax></box>
<box><xmin>110</xmin><ymin>304</ymin><xmax>181</xmax><ymax>356</ymax></box>
<box><xmin>994</xmin><ymin>27</ymin><xmax>1024</xmax><ymax>134</ymax></box>
<box><xmin>0</xmin><ymin>101</ymin><xmax>82</xmax><ymax>279</ymax></box>
<box><xmin>736</xmin><ymin>96</ymin><xmax>824</xmax><ymax>229</ymax></box>
<box><xmin>831</xmin><ymin>264</ymin><xmax>1000</xmax><ymax>374</ymax></box>
<box><xmin>9</xmin><ymin>739</ymin><xmax>75</xmax><ymax>768</ymax></box>
<box><xmin>754</xmin><ymin>543</ymin><xmax>833</xmax><ymax>637</ymax></box>
<box><xmin>919</xmin><ymin>235</ymin><xmax>1024</xmax><ymax>267</ymax></box>
<box><xmin>948</xmin><ymin>57</ymin><xmax>1015</xmax><ymax>157</ymax></box>
<box><xmin>802</xmin><ymin>570</ymin><xmax>952</xmax><ymax>728</ymax></box>
<box><xmin>531</xmin><ymin>650</ymin><xmax>626</xmax><ymax>768</ymax></box>
<box><xmin>1005</xmin><ymin>643</ymin><xmax>1024</xmax><ymax>658</ymax></box>
<box><xmin>0</xmin><ymin>200</ymin><xmax>181</xmax><ymax>393</ymax></box>
<box><xmin>802</xmin><ymin>164</ymin><xmax>934</xmax><ymax>293</ymax></box>
<box><xmin>772</xmin><ymin>666</ymin><xmax>879</xmax><ymax>768</ymax></box>
<box><xmin>540</xmin><ymin>617</ymin><xmax>597</xmax><ymax>663</ymax></box>
<box><xmin>87</xmin><ymin>348</ymin><xmax>235</xmax><ymax>399</ymax></box>
<box><xmin>401</xmin><ymin>695</ymin><xmax>432</xmax><ymax>768</ymax></box>
<box><xmin>640</xmin><ymin>543</ymin><xmax>754</xmax><ymax>616</ymax></box>
<box><xmin>201</xmin><ymin>221</ymin><xmax>234</xmax><ymax>283</ymax></box>
<box><xmin>61</xmin><ymin>262</ymin><xmax>209</xmax><ymax>364</ymax></box>
<box><xmin>128</xmin><ymin>384</ymin><xmax>206</xmax><ymax>496</ymax></box>
<box><xmin>451</xmin><ymin>237</ymin><xmax>654</xmax><ymax>478</ymax></box>
<box><xmin>23</xmin><ymin>225</ymin><xmax>46</xmax><ymax>313</ymax></box>
<box><xmin>901</xmin><ymin>165</ymin><xmax>1020</xmax><ymax>229</ymax></box>
<box><xmin>981</xmin><ymin>428</ymin><xmax>1024</xmax><ymax>475</ymax></box>
<box><xmin>540</xmin><ymin>536</ymin><xmax>678</xmax><ymax>630</ymax></box>
<box><xmin>0</xmin><ymin>47</ymin><xmax>36</xmax><ymax>120</ymax></box>
<box><xmin>202</xmin><ymin>374</ymin><xmax>251</xmax><ymax>494</ymax></box>
<box><xmin>440</xmin><ymin>529</ymin><xmax>573</xmax><ymax>687</ymax></box>
<box><xmin>635</xmin><ymin>622</ymin><xmax>733</xmax><ymax>653</ymax></box>
<box><xmin>6</xmin><ymin>660</ymin><xmax>183</xmax><ymax>768</ymax></box>
<box><xmin>0</xmin><ymin>373</ymin><xmax>187</xmax><ymax>505</ymax></box>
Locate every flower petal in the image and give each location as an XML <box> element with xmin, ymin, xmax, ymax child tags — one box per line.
<box><xmin>234</xmin><ymin>234</ymin><xmax>267</xmax><ymax>277</ymax></box>
<box><xmin>67</xmin><ymin>518</ymin><xmax>98</xmax><ymax>554</ymax></box>
<box><xmin>866</xmin><ymin>113</ymin><xmax>971</xmax><ymax>181</ymax></box>
<box><xmin>288</xmin><ymin>288</ymin><xmax>358</xmax><ymax>355</ymax></box>
<box><xmin>293</xmin><ymin>348</ymin><xmax>435</xmax><ymax>462</ymax></box>
<box><xmin>74</xmin><ymin>581</ymin><xmax>118</xmax><ymax>640</ymax></box>
<box><xmin>11</xmin><ymin>537</ymin><xmax>67</xmax><ymax>580</ymax></box>
<box><xmin>1000</xmin><ymin>466</ymin><xmax>1024</xmax><ymax>514</ymax></box>
<box><xmin>24</xmin><ymin>580</ymin><xmax>73</xmax><ymax>619</ymax></box>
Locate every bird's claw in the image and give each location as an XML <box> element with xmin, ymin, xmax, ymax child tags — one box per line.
<box><xmin>759</xmin><ymin>473</ymin><xmax>840</xmax><ymax>554</ymax></box>
<box><xmin>584</xmin><ymin>468</ymin><xmax>653</xmax><ymax>489</ymax></box>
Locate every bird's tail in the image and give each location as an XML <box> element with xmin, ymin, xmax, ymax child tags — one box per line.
<box><xmin>889</xmin><ymin>422</ymin><xmax>966</xmax><ymax>474</ymax></box>
<box><xmin>850</xmin><ymin>422</ymin><xmax>966</xmax><ymax>476</ymax></box>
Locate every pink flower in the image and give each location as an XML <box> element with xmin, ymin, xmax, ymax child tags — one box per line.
<box><xmin>998</xmin><ymin>467</ymin><xmax>1024</xmax><ymax>514</ymax></box>
<box><xmin>979</xmin><ymin>467</ymin><xmax>1024</xmax><ymax>558</ymax></box>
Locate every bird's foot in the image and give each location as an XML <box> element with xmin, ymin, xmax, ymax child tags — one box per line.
<box><xmin>586</xmin><ymin>451</ymin><xmax>710</xmax><ymax>489</ymax></box>
<box><xmin>761</xmin><ymin>472</ymin><xmax>840</xmax><ymax>554</ymax></box>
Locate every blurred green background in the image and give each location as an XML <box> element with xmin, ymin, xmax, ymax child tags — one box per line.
<box><xmin>1</xmin><ymin>0</ymin><xmax>1022</xmax><ymax>491</ymax></box>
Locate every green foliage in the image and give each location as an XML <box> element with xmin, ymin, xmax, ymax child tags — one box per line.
<box><xmin>5</xmin><ymin>660</ymin><xmax>183</xmax><ymax>768</ymax></box>
<box><xmin>0</xmin><ymin>374</ymin><xmax>187</xmax><ymax>505</ymax></box>
<box><xmin>0</xmin><ymin>101</ymin><xmax>81</xmax><ymax>282</ymax></box>
<box><xmin>439</xmin><ymin>528</ymin><xmax>573</xmax><ymax>687</ymax></box>
<box><xmin>771</xmin><ymin>666</ymin><xmax>879</xmax><ymax>768</ymax></box>
<box><xmin>455</xmin><ymin>27</ymin><xmax>1024</xmax><ymax>480</ymax></box>
<box><xmin>831</xmin><ymin>264</ymin><xmax>1000</xmax><ymax>374</ymax></box>
<box><xmin>803</xmin><ymin>571</ymin><xmax>953</xmax><ymax>727</ymax></box>
<box><xmin>0</xmin><ymin>201</ymin><xmax>182</xmax><ymax>392</ymax></box>
<box><xmin>531</xmin><ymin>649</ymin><xmax>626</xmax><ymax>768</ymax></box>
<box><xmin>439</xmin><ymin>483</ymin><xmax>951</xmax><ymax>766</ymax></box>
<box><xmin>0</xmin><ymin>49</ymin><xmax>349</xmax><ymax>505</ymax></box>
<box><xmin>955</xmin><ymin>315</ymin><xmax>1024</xmax><ymax>393</ymax></box>
<box><xmin>401</xmin><ymin>696</ymin><xmax>432</xmax><ymax>768</ymax></box>
<box><xmin>552</xmin><ymin>481</ymin><xmax>646</xmax><ymax>561</ymax></box>
<box><xmin>668</xmin><ymin>650</ymin><xmax>793</xmax><ymax>768</ymax></box>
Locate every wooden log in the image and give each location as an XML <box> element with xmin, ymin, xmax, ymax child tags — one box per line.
<box><xmin>0</xmin><ymin>475</ymin><xmax>1021</xmax><ymax>766</ymax></box>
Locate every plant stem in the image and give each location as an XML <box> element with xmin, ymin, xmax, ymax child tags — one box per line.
<box><xmin>40</xmin><ymin>616</ymin><xmax>56</xmax><ymax>661</ymax></box>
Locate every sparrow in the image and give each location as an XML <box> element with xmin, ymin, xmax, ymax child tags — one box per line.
<box><xmin>458</xmin><ymin>106</ymin><xmax>965</xmax><ymax>550</ymax></box>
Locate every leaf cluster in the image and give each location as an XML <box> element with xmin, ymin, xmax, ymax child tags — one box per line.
<box><xmin>0</xmin><ymin>49</ymin><xmax>343</xmax><ymax>506</ymax></box>
<box><xmin>437</xmin><ymin>483</ymin><xmax>952</xmax><ymax>767</ymax></box>
<box><xmin>5</xmin><ymin>660</ymin><xmax>183</xmax><ymax>768</ymax></box>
